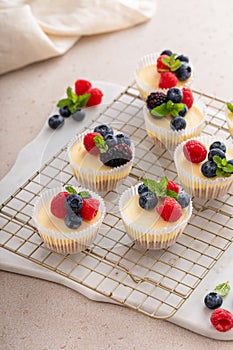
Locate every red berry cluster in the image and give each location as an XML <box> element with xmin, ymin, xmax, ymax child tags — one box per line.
<box><xmin>75</xmin><ymin>79</ymin><xmax>103</xmax><ymax>107</ymax></box>
<box><xmin>50</xmin><ymin>190</ymin><xmax>100</xmax><ymax>223</ymax></box>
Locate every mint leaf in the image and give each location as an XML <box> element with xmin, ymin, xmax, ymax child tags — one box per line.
<box><xmin>76</xmin><ymin>93</ymin><xmax>90</xmax><ymax>108</ymax></box>
<box><xmin>151</xmin><ymin>103</ymin><xmax>168</xmax><ymax>117</ymax></box>
<box><xmin>167</xmin><ymin>189</ymin><xmax>178</xmax><ymax>199</ymax></box>
<box><xmin>213</xmin><ymin>155</ymin><xmax>222</xmax><ymax>167</ymax></box>
<box><xmin>65</xmin><ymin>186</ymin><xmax>77</xmax><ymax>194</ymax></box>
<box><xmin>170</xmin><ymin>59</ymin><xmax>181</xmax><ymax>72</ymax></box>
<box><xmin>226</xmin><ymin>102</ymin><xmax>233</xmax><ymax>113</ymax></box>
<box><xmin>57</xmin><ymin>87</ymin><xmax>90</xmax><ymax>114</ymax></box>
<box><xmin>143</xmin><ymin>177</ymin><xmax>168</xmax><ymax>197</ymax></box>
<box><xmin>79</xmin><ymin>191</ymin><xmax>90</xmax><ymax>198</ymax></box>
<box><xmin>161</xmin><ymin>54</ymin><xmax>181</xmax><ymax>72</ymax></box>
<box><xmin>213</xmin><ymin>281</ymin><xmax>231</xmax><ymax>297</ymax></box>
<box><xmin>93</xmin><ymin>135</ymin><xmax>108</xmax><ymax>153</ymax></box>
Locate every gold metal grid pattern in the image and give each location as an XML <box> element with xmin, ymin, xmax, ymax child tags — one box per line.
<box><xmin>1</xmin><ymin>83</ymin><xmax>233</xmax><ymax>319</ymax></box>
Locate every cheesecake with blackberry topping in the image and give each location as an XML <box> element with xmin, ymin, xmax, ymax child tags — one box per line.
<box><xmin>68</xmin><ymin>124</ymin><xmax>135</xmax><ymax>192</ymax></box>
<box><xmin>143</xmin><ymin>86</ymin><xmax>205</xmax><ymax>149</ymax></box>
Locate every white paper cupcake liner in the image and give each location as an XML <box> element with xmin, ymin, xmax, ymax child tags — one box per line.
<box><xmin>67</xmin><ymin>131</ymin><xmax>135</xmax><ymax>192</ymax></box>
<box><xmin>119</xmin><ymin>185</ymin><xmax>192</xmax><ymax>250</ymax></box>
<box><xmin>143</xmin><ymin>98</ymin><xmax>206</xmax><ymax>150</ymax></box>
<box><xmin>134</xmin><ymin>52</ymin><xmax>194</xmax><ymax>100</ymax></box>
<box><xmin>174</xmin><ymin>135</ymin><xmax>233</xmax><ymax>199</ymax></box>
<box><xmin>33</xmin><ymin>186</ymin><xmax>106</xmax><ymax>254</ymax></box>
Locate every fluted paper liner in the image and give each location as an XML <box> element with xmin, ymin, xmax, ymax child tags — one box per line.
<box><xmin>33</xmin><ymin>187</ymin><xmax>106</xmax><ymax>254</ymax></box>
<box><xmin>135</xmin><ymin>52</ymin><xmax>194</xmax><ymax>100</ymax></box>
<box><xmin>119</xmin><ymin>185</ymin><xmax>192</xmax><ymax>250</ymax></box>
<box><xmin>143</xmin><ymin>98</ymin><xmax>206</xmax><ymax>150</ymax></box>
<box><xmin>68</xmin><ymin>131</ymin><xmax>135</xmax><ymax>192</ymax></box>
<box><xmin>174</xmin><ymin>135</ymin><xmax>233</xmax><ymax>199</ymax></box>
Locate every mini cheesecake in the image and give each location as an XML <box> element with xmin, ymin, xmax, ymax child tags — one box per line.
<box><xmin>119</xmin><ymin>178</ymin><xmax>192</xmax><ymax>249</ymax></box>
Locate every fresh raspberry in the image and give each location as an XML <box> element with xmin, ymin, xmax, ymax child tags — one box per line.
<box><xmin>50</xmin><ymin>191</ymin><xmax>69</xmax><ymax>219</ymax></box>
<box><xmin>159</xmin><ymin>72</ymin><xmax>178</xmax><ymax>89</ymax></box>
<box><xmin>210</xmin><ymin>309</ymin><xmax>233</xmax><ymax>332</ymax></box>
<box><xmin>156</xmin><ymin>55</ymin><xmax>170</xmax><ymax>73</ymax></box>
<box><xmin>183</xmin><ymin>140</ymin><xmax>207</xmax><ymax>163</ymax></box>
<box><xmin>75</xmin><ymin>79</ymin><xmax>92</xmax><ymax>95</ymax></box>
<box><xmin>167</xmin><ymin>180</ymin><xmax>180</xmax><ymax>194</ymax></box>
<box><xmin>182</xmin><ymin>86</ymin><xmax>194</xmax><ymax>109</ymax></box>
<box><xmin>83</xmin><ymin>132</ymin><xmax>102</xmax><ymax>155</ymax></box>
<box><xmin>156</xmin><ymin>197</ymin><xmax>183</xmax><ymax>222</ymax></box>
<box><xmin>80</xmin><ymin>198</ymin><xmax>100</xmax><ymax>220</ymax></box>
<box><xmin>86</xmin><ymin>88</ymin><xmax>103</xmax><ymax>107</ymax></box>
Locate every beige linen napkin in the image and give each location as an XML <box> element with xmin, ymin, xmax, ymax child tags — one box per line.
<box><xmin>0</xmin><ymin>0</ymin><xmax>156</xmax><ymax>75</ymax></box>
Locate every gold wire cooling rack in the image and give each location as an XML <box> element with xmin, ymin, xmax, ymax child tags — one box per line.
<box><xmin>1</xmin><ymin>83</ymin><xmax>233</xmax><ymax>320</ymax></box>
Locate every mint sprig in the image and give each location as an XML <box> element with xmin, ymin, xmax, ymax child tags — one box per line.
<box><xmin>143</xmin><ymin>176</ymin><xmax>178</xmax><ymax>199</ymax></box>
<box><xmin>151</xmin><ymin>101</ymin><xmax>185</xmax><ymax>118</ymax></box>
<box><xmin>93</xmin><ymin>135</ymin><xmax>108</xmax><ymax>153</ymax></box>
<box><xmin>161</xmin><ymin>53</ymin><xmax>182</xmax><ymax>72</ymax></box>
<box><xmin>213</xmin><ymin>281</ymin><xmax>231</xmax><ymax>297</ymax></box>
<box><xmin>65</xmin><ymin>185</ymin><xmax>77</xmax><ymax>194</ymax></box>
<box><xmin>213</xmin><ymin>155</ymin><xmax>233</xmax><ymax>177</ymax></box>
<box><xmin>226</xmin><ymin>102</ymin><xmax>233</xmax><ymax>113</ymax></box>
<box><xmin>57</xmin><ymin>87</ymin><xmax>90</xmax><ymax>114</ymax></box>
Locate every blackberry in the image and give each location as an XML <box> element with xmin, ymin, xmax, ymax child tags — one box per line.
<box><xmin>146</xmin><ymin>92</ymin><xmax>167</xmax><ymax>110</ymax></box>
<box><xmin>100</xmin><ymin>144</ymin><xmax>132</xmax><ymax>167</ymax></box>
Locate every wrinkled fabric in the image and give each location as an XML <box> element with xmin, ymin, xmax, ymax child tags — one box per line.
<box><xmin>0</xmin><ymin>0</ymin><xmax>157</xmax><ymax>74</ymax></box>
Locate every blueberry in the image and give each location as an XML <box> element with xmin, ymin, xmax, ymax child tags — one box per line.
<box><xmin>178</xmin><ymin>104</ymin><xmax>188</xmax><ymax>117</ymax></box>
<box><xmin>104</xmin><ymin>134</ymin><xmax>118</xmax><ymax>147</ymax></box>
<box><xmin>139</xmin><ymin>191</ymin><xmax>158</xmax><ymax>210</ymax></box>
<box><xmin>208</xmin><ymin>148</ymin><xmax>226</xmax><ymax>161</ymax></box>
<box><xmin>94</xmin><ymin>124</ymin><xmax>113</xmax><ymax>138</ymax></box>
<box><xmin>201</xmin><ymin>161</ymin><xmax>217</xmax><ymax>178</ymax></box>
<box><xmin>138</xmin><ymin>184</ymin><xmax>149</xmax><ymax>195</ymax></box>
<box><xmin>209</xmin><ymin>141</ymin><xmax>226</xmax><ymax>153</ymax></box>
<box><xmin>177</xmin><ymin>191</ymin><xmax>190</xmax><ymax>208</ymax></box>
<box><xmin>167</xmin><ymin>87</ymin><xmax>183</xmax><ymax>103</ymax></box>
<box><xmin>170</xmin><ymin>116</ymin><xmax>186</xmax><ymax>131</ymax></box>
<box><xmin>176</xmin><ymin>54</ymin><xmax>189</xmax><ymax>63</ymax></box>
<box><xmin>65</xmin><ymin>194</ymin><xmax>83</xmax><ymax>213</ymax></box>
<box><xmin>48</xmin><ymin>114</ymin><xmax>65</xmax><ymax>129</ymax></box>
<box><xmin>174</xmin><ymin>62</ymin><xmax>192</xmax><ymax>81</ymax></box>
<box><xmin>204</xmin><ymin>292</ymin><xmax>223</xmax><ymax>310</ymax></box>
<box><xmin>115</xmin><ymin>133</ymin><xmax>131</xmax><ymax>146</ymax></box>
<box><xmin>160</xmin><ymin>49</ymin><xmax>172</xmax><ymax>56</ymax></box>
<box><xmin>59</xmin><ymin>106</ymin><xmax>71</xmax><ymax>118</ymax></box>
<box><xmin>64</xmin><ymin>212</ymin><xmax>82</xmax><ymax>229</ymax></box>
<box><xmin>72</xmin><ymin>109</ymin><xmax>85</xmax><ymax>121</ymax></box>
